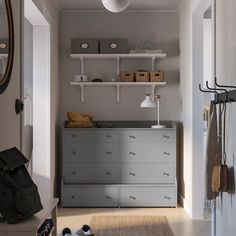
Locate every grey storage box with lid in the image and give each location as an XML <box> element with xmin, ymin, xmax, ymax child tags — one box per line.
<box><xmin>100</xmin><ymin>38</ymin><xmax>128</xmax><ymax>54</ymax></box>
<box><xmin>71</xmin><ymin>38</ymin><xmax>99</xmax><ymax>54</ymax></box>
<box><xmin>0</xmin><ymin>38</ymin><xmax>8</xmax><ymax>54</ymax></box>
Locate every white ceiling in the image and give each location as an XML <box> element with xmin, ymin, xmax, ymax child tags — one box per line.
<box><xmin>56</xmin><ymin>0</ymin><xmax>180</xmax><ymax>11</ymax></box>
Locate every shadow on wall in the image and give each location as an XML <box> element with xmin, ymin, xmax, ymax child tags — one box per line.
<box><xmin>158</xmin><ymin>39</ymin><xmax>180</xmax><ymax>58</ymax></box>
<box><xmin>32</xmin><ymin>174</ymin><xmax>51</xmax><ymax>203</ymax></box>
<box><xmin>177</xmin><ymin>122</ymin><xmax>185</xmax><ymax>200</ymax></box>
<box><xmin>228</xmin><ymin>166</ymin><xmax>235</xmax><ymax>194</ymax></box>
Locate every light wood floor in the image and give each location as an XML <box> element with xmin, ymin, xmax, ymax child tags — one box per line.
<box><xmin>57</xmin><ymin>207</ymin><xmax>211</xmax><ymax>236</ymax></box>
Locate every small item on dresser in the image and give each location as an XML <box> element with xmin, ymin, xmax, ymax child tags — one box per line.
<box><xmin>135</xmin><ymin>71</ymin><xmax>149</xmax><ymax>82</ymax></box>
<box><xmin>150</xmin><ymin>71</ymin><xmax>164</xmax><ymax>82</ymax></box>
<box><xmin>71</xmin><ymin>38</ymin><xmax>99</xmax><ymax>54</ymax></box>
<box><xmin>120</xmin><ymin>72</ymin><xmax>135</xmax><ymax>82</ymax></box>
<box><xmin>67</xmin><ymin>112</ymin><xmax>94</xmax><ymax>128</ymax></box>
<box><xmin>100</xmin><ymin>38</ymin><xmax>128</xmax><ymax>54</ymax></box>
<box><xmin>96</xmin><ymin>121</ymin><xmax>114</xmax><ymax>128</ymax></box>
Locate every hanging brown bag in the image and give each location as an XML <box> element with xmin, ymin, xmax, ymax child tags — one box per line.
<box><xmin>211</xmin><ymin>163</ymin><xmax>228</xmax><ymax>193</ymax></box>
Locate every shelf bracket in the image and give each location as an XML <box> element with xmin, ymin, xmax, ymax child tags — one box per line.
<box><xmin>80</xmin><ymin>84</ymin><xmax>85</xmax><ymax>102</ymax></box>
<box><xmin>116</xmin><ymin>57</ymin><xmax>120</xmax><ymax>76</ymax></box>
<box><xmin>116</xmin><ymin>85</ymin><xmax>120</xmax><ymax>103</ymax></box>
<box><xmin>151</xmin><ymin>57</ymin><xmax>156</xmax><ymax>71</ymax></box>
<box><xmin>80</xmin><ymin>57</ymin><xmax>85</xmax><ymax>75</ymax></box>
<box><xmin>151</xmin><ymin>85</ymin><xmax>156</xmax><ymax>101</ymax></box>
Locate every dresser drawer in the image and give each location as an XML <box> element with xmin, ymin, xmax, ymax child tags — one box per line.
<box><xmin>121</xmin><ymin>164</ymin><xmax>175</xmax><ymax>184</ymax></box>
<box><xmin>120</xmin><ymin>130</ymin><xmax>176</xmax><ymax>143</ymax></box>
<box><xmin>120</xmin><ymin>186</ymin><xmax>177</xmax><ymax>207</ymax></box>
<box><xmin>120</xmin><ymin>143</ymin><xmax>175</xmax><ymax>163</ymax></box>
<box><xmin>61</xmin><ymin>185</ymin><xmax>118</xmax><ymax>207</ymax></box>
<box><xmin>64</xmin><ymin>130</ymin><xmax>119</xmax><ymax>143</ymax></box>
<box><xmin>64</xmin><ymin>143</ymin><xmax>119</xmax><ymax>163</ymax></box>
<box><xmin>64</xmin><ymin>164</ymin><xmax>120</xmax><ymax>184</ymax></box>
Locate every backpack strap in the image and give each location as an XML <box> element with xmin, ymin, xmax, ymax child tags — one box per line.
<box><xmin>0</xmin><ymin>216</ymin><xmax>6</xmax><ymax>223</ymax></box>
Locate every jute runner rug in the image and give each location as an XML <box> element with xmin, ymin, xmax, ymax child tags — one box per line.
<box><xmin>90</xmin><ymin>215</ymin><xmax>174</xmax><ymax>236</ymax></box>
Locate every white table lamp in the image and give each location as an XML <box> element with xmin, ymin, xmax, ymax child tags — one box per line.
<box><xmin>141</xmin><ymin>94</ymin><xmax>166</xmax><ymax>129</ymax></box>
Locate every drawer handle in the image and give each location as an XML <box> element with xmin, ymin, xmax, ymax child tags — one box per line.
<box><xmin>106</xmin><ymin>172</ymin><xmax>112</xmax><ymax>176</ymax></box>
<box><xmin>129</xmin><ymin>196</ymin><xmax>136</xmax><ymax>200</ymax></box>
<box><xmin>106</xmin><ymin>196</ymin><xmax>113</xmax><ymax>200</ymax></box>
<box><xmin>129</xmin><ymin>135</ymin><xmax>136</xmax><ymax>139</ymax></box>
<box><xmin>129</xmin><ymin>172</ymin><xmax>136</xmax><ymax>176</ymax></box>
<box><xmin>163</xmin><ymin>172</ymin><xmax>170</xmax><ymax>176</ymax></box>
<box><xmin>71</xmin><ymin>195</ymin><xmax>75</xmax><ymax>199</ymax></box>
<box><xmin>72</xmin><ymin>134</ymin><xmax>76</xmax><ymax>138</ymax></box>
<box><xmin>106</xmin><ymin>151</ymin><xmax>113</xmax><ymax>155</ymax></box>
<box><xmin>72</xmin><ymin>171</ymin><xmax>76</xmax><ymax>175</ymax></box>
<box><xmin>163</xmin><ymin>135</ymin><xmax>170</xmax><ymax>139</ymax></box>
<box><xmin>72</xmin><ymin>151</ymin><xmax>76</xmax><ymax>155</ymax></box>
<box><xmin>164</xmin><ymin>196</ymin><xmax>171</xmax><ymax>200</ymax></box>
<box><xmin>163</xmin><ymin>152</ymin><xmax>170</xmax><ymax>156</ymax></box>
<box><xmin>129</xmin><ymin>152</ymin><xmax>136</xmax><ymax>156</ymax></box>
<box><xmin>106</xmin><ymin>135</ymin><xmax>112</xmax><ymax>138</ymax></box>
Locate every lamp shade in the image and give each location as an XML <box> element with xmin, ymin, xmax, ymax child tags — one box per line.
<box><xmin>102</xmin><ymin>0</ymin><xmax>130</xmax><ymax>13</ymax></box>
<box><xmin>140</xmin><ymin>94</ymin><xmax>156</xmax><ymax>108</ymax></box>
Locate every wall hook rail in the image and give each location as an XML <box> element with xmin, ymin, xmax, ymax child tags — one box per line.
<box><xmin>199</xmin><ymin>83</ymin><xmax>219</xmax><ymax>104</ymax></box>
<box><xmin>199</xmin><ymin>78</ymin><xmax>236</xmax><ymax>104</ymax></box>
<box><xmin>206</xmin><ymin>81</ymin><xmax>228</xmax><ymax>102</ymax></box>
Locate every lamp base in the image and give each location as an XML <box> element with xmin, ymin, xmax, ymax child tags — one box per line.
<box><xmin>151</xmin><ymin>124</ymin><xmax>166</xmax><ymax>129</ymax></box>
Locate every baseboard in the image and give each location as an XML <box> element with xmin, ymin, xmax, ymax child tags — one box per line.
<box><xmin>178</xmin><ymin>193</ymin><xmax>192</xmax><ymax>217</ymax></box>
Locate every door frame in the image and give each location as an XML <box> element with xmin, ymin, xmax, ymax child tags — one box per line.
<box><xmin>191</xmin><ymin>0</ymin><xmax>215</xmax><ymax>219</ymax></box>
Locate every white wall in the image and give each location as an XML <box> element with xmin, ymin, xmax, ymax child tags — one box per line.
<box><xmin>179</xmin><ymin>0</ymin><xmax>194</xmax><ymax>216</ymax></box>
<box><xmin>33</xmin><ymin>25</ymin><xmax>51</xmax><ymax>202</ymax></box>
<box><xmin>180</xmin><ymin>1</ymin><xmax>236</xmax><ymax>235</ymax></box>
<box><xmin>32</xmin><ymin>0</ymin><xmax>60</xmax><ymax>198</ymax></box>
<box><xmin>215</xmin><ymin>0</ymin><xmax>236</xmax><ymax>235</ymax></box>
<box><xmin>22</xmin><ymin>18</ymin><xmax>33</xmax><ymax>175</ymax></box>
<box><xmin>60</xmin><ymin>11</ymin><xmax>180</xmax><ymax>122</ymax></box>
<box><xmin>0</xmin><ymin>0</ymin><xmax>21</xmax><ymax>150</ymax></box>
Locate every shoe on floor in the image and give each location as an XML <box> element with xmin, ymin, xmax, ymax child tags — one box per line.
<box><xmin>76</xmin><ymin>224</ymin><xmax>94</xmax><ymax>236</ymax></box>
<box><xmin>61</xmin><ymin>227</ymin><xmax>72</xmax><ymax>236</ymax></box>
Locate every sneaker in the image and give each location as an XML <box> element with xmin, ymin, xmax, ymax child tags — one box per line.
<box><xmin>76</xmin><ymin>225</ymin><xmax>94</xmax><ymax>236</ymax></box>
<box><xmin>61</xmin><ymin>227</ymin><xmax>72</xmax><ymax>236</ymax></box>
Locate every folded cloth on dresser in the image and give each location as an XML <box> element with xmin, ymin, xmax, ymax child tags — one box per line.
<box><xmin>67</xmin><ymin>112</ymin><xmax>94</xmax><ymax>128</ymax></box>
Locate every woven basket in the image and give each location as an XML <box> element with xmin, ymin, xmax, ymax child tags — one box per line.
<box><xmin>120</xmin><ymin>72</ymin><xmax>135</xmax><ymax>82</ymax></box>
<box><xmin>135</xmin><ymin>72</ymin><xmax>149</xmax><ymax>82</ymax></box>
<box><xmin>150</xmin><ymin>71</ymin><xmax>164</xmax><ymax>82</ymax></box>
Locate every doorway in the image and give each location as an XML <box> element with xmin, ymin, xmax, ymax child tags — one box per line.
<box><xmin>22</xmin><ymin>0</ymin><xmax>51</xmax><ymax>203</ymax></box>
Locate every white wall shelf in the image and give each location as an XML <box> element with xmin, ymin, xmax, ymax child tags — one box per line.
<box><xmin>70</xmin><ymin>81</ymin><xmax>166</xmax><ymax>103</ymax></box>
<box><xmin>0</xmin><ymin>54</ymin><xmax>8</xmax><ymax>58</ymax></box>
<box><xmin>70</xmin><ymin>53</ymin><xmax>167</xmax><ymax>75</ymax></box>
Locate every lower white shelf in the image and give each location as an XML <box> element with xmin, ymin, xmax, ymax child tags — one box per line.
<box><xmin>70</xmin><ymin>81</ymin><xmax>166</xmax><ymax>102</ymax></box>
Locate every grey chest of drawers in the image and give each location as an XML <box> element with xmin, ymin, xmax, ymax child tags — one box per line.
<box><xmin>61</xmin><ymin>121</ymin><xmax>177</xmax><ymax>207</ymax></box>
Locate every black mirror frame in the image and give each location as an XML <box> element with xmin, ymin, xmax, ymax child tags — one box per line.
<box><xmin>0</xmin><ymin>0</ymin><xmax>14</xmax><ymax>94</ymax></box>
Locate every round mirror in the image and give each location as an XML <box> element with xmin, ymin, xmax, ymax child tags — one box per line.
<box><xmin>0</xmin><ymin>0</ymin><xmax>14</xmax><ymax>94</ymax></box>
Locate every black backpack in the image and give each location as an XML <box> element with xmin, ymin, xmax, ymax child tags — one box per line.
<box><xmin>0</xmin><ymin>147</ymin><xmax>43</xmax><ymax>223</ymax></box>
